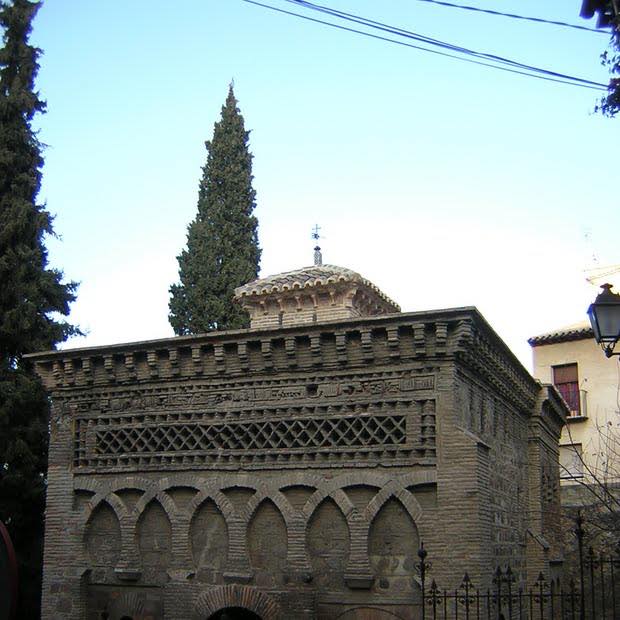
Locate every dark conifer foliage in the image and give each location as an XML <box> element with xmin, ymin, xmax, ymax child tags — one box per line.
<box><xmin>598</xmin><ymin>27</ymin><xmax>620</xmax><ymax>116</ymax></box>
<box><xmin>169</xmin><ymin>85</ymin><xmax>261</xmax><ymax>334</ymax></box>
<box><xmin>0</xmin><ymin>1</ymin><xmax>78</xmax><ymax>616</ymax></box>
<box><xmin>583</xmin><ymin>1</ymin><xmax>620</xmax><ymax>116</ymax></box>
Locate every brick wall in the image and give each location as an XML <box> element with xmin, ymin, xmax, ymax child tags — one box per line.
<box><xmin>30</xmin><ymin>308</ymin><xmax>564</xmax><ymax>619</ymax></box>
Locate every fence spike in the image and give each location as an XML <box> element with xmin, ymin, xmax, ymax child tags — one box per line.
<box><xmin>493</xmin><ymin>566</ymin><xmax>502</xmax><ymax>584</ymax></box>
<box><xmin>405</xmin><ymin>533</ymin><xmax>619</xmax><ymax>619</ymax></box>
<box><xmin>503</xmin><ymin>566</ymin><xmax>515</xmax><ymax>584</ymax></box>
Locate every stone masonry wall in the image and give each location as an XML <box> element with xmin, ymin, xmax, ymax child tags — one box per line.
<box><xmin>449</xmin><ymin>370</ymin><xmax>530</xmax><ymax>587</ymax></box>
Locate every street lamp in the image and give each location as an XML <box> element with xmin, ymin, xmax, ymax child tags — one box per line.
<box><xmin>587</xmin><ymin>283</ymin><xmax>620</xmax><ymax>357</ymax></box>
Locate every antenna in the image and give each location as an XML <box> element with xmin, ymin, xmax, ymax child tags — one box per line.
<box><xmin>312</xmin><ymin>225</ymin><xmax>322</xmax><ymax>266</ymax></box>
<box><xmin>584</xmin><ymin>229</ymin><xmax>599</xmax><ymax>266</ymax></box>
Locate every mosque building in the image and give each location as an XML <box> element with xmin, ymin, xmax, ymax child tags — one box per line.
<box><xmin>29</xmin><ymin>246</ymin><xmax>566</xmax><ymax>619</ymax></box>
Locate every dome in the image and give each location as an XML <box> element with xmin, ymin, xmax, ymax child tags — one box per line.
<box><xmin>234</xmin><ymin>264</ymin><xmax>400</xmax><ymax>329</ymax></box>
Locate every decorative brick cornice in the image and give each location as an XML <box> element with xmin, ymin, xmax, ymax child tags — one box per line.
<box><xmin>452</xmin><ymin>314</ymin><xmax>540</xmax><ymax>413</ymax></box>
<box><xmin>534</xmin><ymin>384</ymin><xmax>568</xmax><ymax>437</ymax></box>
<box><xmin>27</xmin><ymin>308</ymin><xmax>537</xmax><ymax>405</ymax></box>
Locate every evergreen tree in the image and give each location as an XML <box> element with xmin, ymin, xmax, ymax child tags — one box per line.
<box><xmin>582</xmin><ymin>1</ymin><xmax>620</xmax><ymax>116</ymax></box>
<box><xmin>169</xmin><ymin>85</ymin><xmax>261</xmax><ymax>334</ymax></box>
<box><xmin>0</xmin><ymin>1</ymin><xmax>78</xmax><ymax>616</ymax></box>
<box><xmin>598</xmin><ymin>26</ymin><xmax>620</xmax><ymax>117</ymax></box>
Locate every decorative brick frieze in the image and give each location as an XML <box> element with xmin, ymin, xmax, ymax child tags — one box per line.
<box><xmin>31</xmin><ymin>310</ymin><xmax>530</xmax><ymax>401</ymax></box>
<box><xmin>214</xmin><ymin>343</ymin><xmax>225</xmax><ymax>373</ymax></box>
<box><xmin>435</xmin><ymin>321</ymin><xmax>448</xmax><ymax>355</ymax></box>
<box><xmin>284</xmin><ymin>336</ymin><xmax>296</xmax><ymax>368</ymax></box>
<box><xmin>335</xmin><ymin>330</ymin><xmax>347</xmax><ymax>364</ymax></box>
<box><xmin>260</xmin><ymin>339</ymin><xmax>273</xmax><ymax>370</ymax></box>
<box><xmin>124</xmin><ymin>353</ymin><xmax>135</xmax><ymax>380</ymax></box>
<box><xmin>413</xmin><ymin>323</ymin><xmax>426</xmax><ymax>357</ymax></box>
<box><xmin>361</xmin><ymin>328</ymin><xmax>373</xmax><ymax>361</ymax></box>
<box><xmin>191</xmin><ymin>344</ymin><xmax>203</xmax><ymax>374</ymax></box>
<box><xmin>60</xmin><ymin>367</ymin><xmax>437</xmax><ymax>473</ymax></box>
<box><xmin>146</xmin><ymin>350</ymin><xmax>158</xmax><ymax>378</ymax></box>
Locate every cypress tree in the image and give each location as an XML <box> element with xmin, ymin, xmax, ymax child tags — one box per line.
<box><xmin>598</xmin><ymin>26</ymin><xmax>620</xmax><ymax>117</ymax></box>
<box><xmin>169</xmin><ymin>85</ymin><xmax>261</xmax><ymax>334</ymax></box>
<box><xmin>0</xmin><ymin>1</ymin><xmax>78</xmax><ymax>616</ymax></box>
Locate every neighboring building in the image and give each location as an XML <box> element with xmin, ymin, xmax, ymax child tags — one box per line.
<box><xmin>529</xmin><ymin>321</ymin><xmax>620</xmax><ymax>500</ymax></box>
<box><xmin>29</xmin><ymin>264</ymin><xmax>566</xmax><ymax>620</ymax></box>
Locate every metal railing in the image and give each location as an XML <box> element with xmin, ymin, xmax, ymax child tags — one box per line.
<box><xmin>416</xmin><ymin>516</ymin><xmax>620</xmax><ymax>619</ymax></box>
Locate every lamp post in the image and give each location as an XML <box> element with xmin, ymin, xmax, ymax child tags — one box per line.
<box><xmin>587</xmin><ymin>283</ymin><xmax>620</xmax><ymax>357</ymax></box>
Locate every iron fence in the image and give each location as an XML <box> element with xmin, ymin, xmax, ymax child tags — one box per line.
<box><xmin>416</xmin><ymin>516</ymin><xmax>620</xmax><ymax>619</ymax></box>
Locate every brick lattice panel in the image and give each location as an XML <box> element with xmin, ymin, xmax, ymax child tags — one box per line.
<box><xmin>68</xmin><ymin>373</ymin><xmax>437</xmax><ymax>471</ymax></box>
<box><xmin>75</xmin><ymin>412</ymin><xmax>428</xmax><ymax>470</ymax></box>
<box><xmin>97</xmin><ymin>415</ymin><xmax>406</xmax><ymax>454</ymax></box>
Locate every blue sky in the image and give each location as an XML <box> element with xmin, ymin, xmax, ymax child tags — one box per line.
<box><xmin>27</xmin><ymin>0</ymin><xmax>619</xmax><ymax>367</ymax></box>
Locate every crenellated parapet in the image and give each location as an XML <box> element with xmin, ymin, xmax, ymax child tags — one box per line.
<box><xmin>30</xmin><ymin>308</ymin><xmax>536</xmax><ymax>409</ymax></box>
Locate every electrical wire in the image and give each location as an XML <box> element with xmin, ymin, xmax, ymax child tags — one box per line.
<box><xmin>410</xmin><ymin>0</ymin><xmax>609</xmax><ymax>35</ymax></box>
<box><xmin>240</xmin><ymin>0</ymin><xmax>608</xmax><ymax>90</ymax></box>
<box><xmin>285</xmin><ymin>0</ymin><xmax>608</xmax><ymax>88</ymax></box>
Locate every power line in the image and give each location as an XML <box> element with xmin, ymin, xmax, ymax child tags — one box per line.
<box><xmin>410</xmin><ymin>0</ymin><xmax>609</xmax><ymax>35</ymax></box>
<box><xmin>286</xmin><ymin>0</ymin><xmax>606</xmax><ymax>84</ymax></box>
<box><xmin>286</xmin><ymin>0</ymin><xmax>607</xmax><ymax>86</ymax></box>
<box><xmin>240</xmin><ymin>0</ymin><xmax>608</xmax><ymax>91</ymax></box>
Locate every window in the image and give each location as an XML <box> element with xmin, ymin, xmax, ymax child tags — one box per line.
<box><xmin>552</xmin><ymin>363</ymin><xmax>581</xmax><ymax>416</ymax></box>
<box><xmin>559</xmin><ymin>444</ymin><xmax>583</xmax><ymax>479</ymax></box>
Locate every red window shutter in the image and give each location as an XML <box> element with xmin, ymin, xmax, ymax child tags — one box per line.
<box><xmin>553</xmin><ymin>364</ymin><xmax>578</xmax><ymax>384</ymax></box>
<box><xmin>552</xmin><ymin>364</ymin><xmax>580</xmax><ymax>414</ymax></box>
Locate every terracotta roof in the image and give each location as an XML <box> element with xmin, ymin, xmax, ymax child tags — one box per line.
<box><xmin>234</xmin><ymin>264</ymin><xmax>400</xmax><ymax>311</ymax></box>
<box><xmin>528</xmin><ymin>321</ymin><xmax>593</xmax><ymax>346</ymax></box>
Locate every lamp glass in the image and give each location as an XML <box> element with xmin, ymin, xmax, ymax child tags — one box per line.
<box><xmin>592</xmin><ymin>302</ymin><xmax>620</xmax><ymax>342</ymax></box>
<box><xmin>587</xmin><ymin>304</ymin><xmax>601</xmax><ymax>341</ymax></box>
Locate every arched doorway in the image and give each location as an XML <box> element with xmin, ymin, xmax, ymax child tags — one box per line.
<box><xmin>194</xmin><ymin>585</ymin><xmax>279</xmax><ymax>619</ymax></box>
<box><xmin>207</xmin><ymin>608</ymin><xmax>262</xmax><ymax>620</ymax></box>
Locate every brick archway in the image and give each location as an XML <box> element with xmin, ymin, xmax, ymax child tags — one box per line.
<box><xmin>194</xmin><ymin>585</ymin><xmax>280</xmax><ymax>620</ymax></box>
<box><xmin>107</xmin><ymin>590</ymin><xmax>145</xmax><ymax>618</ymax></box>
